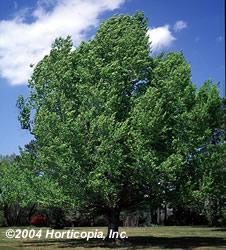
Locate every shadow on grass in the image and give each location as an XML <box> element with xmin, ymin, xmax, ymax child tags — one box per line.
<box><xmin>23</xmin><ymin>236</ymin><xmax>226</xmax><ymax>249</ymax></box>
<box><xmin>212</xmin><ymin>228</ymin><xmax>226</xmax><ymax>232</ymax></box>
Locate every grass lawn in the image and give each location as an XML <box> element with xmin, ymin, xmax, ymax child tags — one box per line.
<box><xmin>0</xmin><ymin>226</ymin><xmax>226</xmax><ymax>250</ymax></box>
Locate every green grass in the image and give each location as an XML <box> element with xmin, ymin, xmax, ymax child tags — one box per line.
<box><xmin>0</xmin><ymin>226</ymin><xmax>226</xmax><ymax>249</ymax></box>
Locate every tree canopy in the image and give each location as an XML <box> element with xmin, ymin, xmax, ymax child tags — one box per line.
<box><xmin>17</xmin><ymin>12</ymin><xmax>225</xmax><ymax>232</ymax></box>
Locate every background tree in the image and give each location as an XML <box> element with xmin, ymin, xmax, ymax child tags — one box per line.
<box><xmin>17</xmin><ymin>12</ymin><xmax>225</xmax><ymax>234</ymax></box>
<box><xmin>0</xmin><ymin>155</ymin><xmax>35</xmax><ymax>226</ymax></box>
<box><xmin>0</xmin><ymin>147</ymin><xmax>65</xmax><ymax>226</ymax></box>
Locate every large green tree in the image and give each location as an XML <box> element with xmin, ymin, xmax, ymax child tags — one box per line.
<box><xmin>17</xmin><ymin>13</ymin><xmax>225</xmax><ymax>233</ymax></box>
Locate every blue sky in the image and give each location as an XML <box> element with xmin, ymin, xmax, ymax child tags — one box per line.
<box><xmin>0</xmin><ymin>0</ymin><xmax>225</xmax><ymax>155</ymax></box>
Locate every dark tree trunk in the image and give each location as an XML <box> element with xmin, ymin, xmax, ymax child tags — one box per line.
<box><xmin>28</xmin><ymin>204</ymin><xmax>36</xmax><ymax>224</ymax></box>
<box><xmin>164</xmin><ymin>202</ymin><xmax>167</xmax><ymax>225</ymax></box>
<box><xmin>51</xmin><ymin>207</ymin><xmax>65</xmax><ymax>229</ymax></box>
<box><xmin>15</xmin><ymin>207</ymin><xmax>22</xmax><ymax>226</ymax></box>
<box><xmin>106</xmin><ymin>209</ymin><xmax>120</xmax><ymax>240</ymax></box>
<box><xmin>3</xmin><ymin>205</ymin><xmax>11</xmax><ymax>226</ymax></box>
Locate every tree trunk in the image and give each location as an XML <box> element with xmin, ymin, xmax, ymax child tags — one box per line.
<box><xmin>106</xmin><ymin>209</ymin><xmax>120</xmax><ymax>240</ymax></box>
<box><xmin>164</xmin><ymin>202</ymin><xmax>167</xmax><ymax>225</ymax></box>
<box><xmin>3</xmin><ymin>204</ymin><xmax>11</xmax><ymax>226</ymax></box>
<box><xmin>157</xmin><ymin>208</ymin><xmax>160</xmax><ymax>225</ymax></box>
<box><xmin>28</xmin><ymin>204</ymin><xmax>36</xmax><ymax>224</ymax></box>
<box><xmin>15</xmin><ymin>207</ymin><xmax>22</xmax><ymax>226</ymax></box>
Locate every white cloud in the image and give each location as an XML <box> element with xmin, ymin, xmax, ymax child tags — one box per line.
<box><xmin>0</xmin><ymin>0</ymin><xmax>125</xmax><ymax>85</ymax></box>
<box><xmin>173</xmin><ymin>20</ymin><xmax>187</xmax><ymax>32</ymax></box>
<box><xmin>148</xmin><ymin>25</ymin><xmax>176</xmax><ymax>53</ymax></box>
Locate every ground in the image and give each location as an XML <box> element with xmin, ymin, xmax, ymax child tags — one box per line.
<box><xmin>0</xmin><ymin>226</ymin><xmax>226</xmax><ymax>249</ymax></box>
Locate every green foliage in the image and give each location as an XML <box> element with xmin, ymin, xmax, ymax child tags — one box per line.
<box><xmin>17</xmin><ymin>12</ymin><xmax>225</xmax><ymax>223</ymax></box>
<box><xmin>0</xmin><ymin>149</ymin><xmax>67</xmax><ymax>210</ymax></box>
<box><xmin>0</xmin><ymin>161</ymin><xmax>33</xmax><ymax>207</ymax></box>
